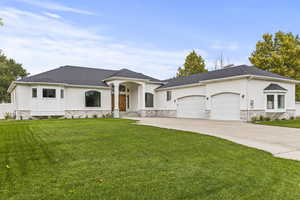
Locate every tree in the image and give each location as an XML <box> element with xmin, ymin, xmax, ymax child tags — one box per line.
<box><xmin>0</xmin><ymin>18</ymin><xmax>3</xmax><ymax>26</ymax></box>
<box><xmin>0</xmin><ymin>52</ymin><xmax>28</xmax><ymax>102</ymax></box>
<box><xmin>177</xmin><ymin>50</ymin><xmax>207</xmax><ymax>77</ymax></box>
<box><xmin>249</xmin><ymin>31</ymin><xmax>300</xmax><ymax>100</ymax></box>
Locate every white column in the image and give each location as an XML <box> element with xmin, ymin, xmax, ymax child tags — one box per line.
<box><xmin>141</xmin><ymin>83</ymin><xmax>146</xmax><ymax>110</ymax></box>
<box><xmin>113</xmin><ymin>82</ymin><xmax>119</xmax><ymax>118</ymax></box>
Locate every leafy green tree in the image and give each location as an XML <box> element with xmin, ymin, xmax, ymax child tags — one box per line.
<box><xmin>177</xmin><ymin>50</ymin><xmax>207</xmax><ymax>77</ymax></box>
<box><xmin>249</xmin><ymin>31</ymin><xmax>300</xmax><ymax>100</ymax></box>
<box><xmin>0</xmin><ymin>52</ymin><xmax>28</xmax><ymax>102</ymax></box>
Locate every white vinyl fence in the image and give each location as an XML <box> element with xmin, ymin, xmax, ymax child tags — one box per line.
<box><xmin>296</xmin><ymin>102</ymin><xmax>300</xmax><ymax>117</ymax></box>
<box><xmin>0</xmin><ymin>103</ymin><xmax>15</xmax><ymax>119</ymax></box>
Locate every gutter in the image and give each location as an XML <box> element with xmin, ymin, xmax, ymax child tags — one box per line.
<box><xmin>7</xmin><ymin>81</ymin><xmax>112</xmax><ymax>93</ymax></box>
<box><xmin>156</xmin><ymin>75</ymin><xmax>299</xmax><ymax>91</ymax></box>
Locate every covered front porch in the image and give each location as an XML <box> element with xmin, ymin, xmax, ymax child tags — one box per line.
<box><xmin>108</xmin><ymin>80</ymin><xmax>147</xmax><ymax>118</ymax></box>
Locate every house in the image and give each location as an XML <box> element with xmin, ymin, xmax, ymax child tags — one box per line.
<box><xmin>5</xmin><ymin>65</ymin><xmax>300</xmax><ymax>121</ymax></box>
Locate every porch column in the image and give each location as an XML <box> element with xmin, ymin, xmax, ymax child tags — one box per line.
<box><xmin>113</xmin><ymin>82</ymin><xmax>120</xmax><ymax>118</ymax></box>
<box><xmin>141</xmin><ymin>83</ymin><xmax>146</xmax><ymax>110</ymax></box>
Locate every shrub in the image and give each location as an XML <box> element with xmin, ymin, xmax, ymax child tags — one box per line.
<box><xmin>290</xmin><ymin>116</ymin><xmax>295</xmax><ymax>120</ymax></box>
<box><xmin>251</xmin><ymin>116</ymin><xmax>258</xmax><ymax>123</ymax></box>
<box><xmin>265</xmin><ymin>117</ymin><xmax>271</xmax><ymax>121</ymax></box>
<box><xmin>259</xmin><ymin>115</ymin><xmax>264</xmax><ymax>121</ymax></box>
<box><xmin>93</xmin><ymin>114</ymin><xmax>98</xmax><ymax>118</ymax></box>
<box><xmin>4</xmin><ymin>112</ymin><xmax>13</xmax><ymax>120</ymax></box>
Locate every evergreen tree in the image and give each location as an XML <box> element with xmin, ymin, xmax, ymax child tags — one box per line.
<box><xmin>177</xmin><ymin>50</ymin><xmax>207</xmax><ymax>77</ymax></box>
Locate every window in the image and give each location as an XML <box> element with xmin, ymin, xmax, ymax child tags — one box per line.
<box><xmin>267</xmin><ymin>95</ymin><xmax>274</xmax><ymax>109</ymax></box>
<box><xmin>32</xmin><ymin>88</ymin><xmax>37</xmax><ymax>98</ymax></box>
<box><xmin>61</xmin><ymin>89</ymin><xmax>64</xmax><ymax>99</ymax></box>
<box><xmin>278</xmin><ymin>95</ymin><xmax>285</xmax><ymax>109</ymax></box>
<box><xmin>145</xmin><ymin>93</ymin><xmax>154</xmax><ymax>107</ymax></box>
<box><xmin>43</xmin><ymin>89</ymin><xmax>56</xmax><ymax>98</ymax></box>
<box><xmin>167</xmin><ymin>91</ymin><xmax>172</xmax><ymax>101</ymax></box>
<box><xmin>119</xmin><ymin>85</ymin><xmax>126</xmax><ymax>92</ymax></box>
<box><xmin>85</xmin><ymin>91</ymin><xmax>101</xmax><ymax>107</ymax></box>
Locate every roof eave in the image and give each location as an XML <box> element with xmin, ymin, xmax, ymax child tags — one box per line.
<box><xmin>103</xmin><ymin>76</ymin><xmax>164</xmax><ymax>84</ymax></box>
<box><xmin>13</xmin><ymin>81</ymin><xmax>111</xmax><ymax>89</ymax></box>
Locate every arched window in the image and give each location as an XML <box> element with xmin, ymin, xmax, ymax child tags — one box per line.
<box><xmin>85</xmin><ymin>91</ymin><xmax>101</xmax><ymax>107</ymax></box>
<box><xmin>145</xmin><ymin>93</ymin><xmax>154</xmax><ymax>108</ymax></box>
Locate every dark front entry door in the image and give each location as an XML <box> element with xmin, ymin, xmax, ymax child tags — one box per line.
<box><xmin>112</xmin><ymin>94</ymin><xmax>126</xmax><ymax>111</ymax></box>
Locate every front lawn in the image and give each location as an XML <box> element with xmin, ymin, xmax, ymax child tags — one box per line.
<box><xmin>1</xmin><ymin>119</ymin><xmax>300</xmax><ymax>199</ymax></box>
<box><xmin>257</xmin><ymin>119</ymin><xmax>300</xmax><ymax>128</ymax></box>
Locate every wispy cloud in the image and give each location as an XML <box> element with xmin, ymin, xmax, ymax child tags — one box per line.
<box><xmin>16</xmin><ymin>0</ymin><xmax>96</xmax><ymax>15</ymax></box>
<box><xmin>210</xmin><ymin>42</ymin><xmax>239</xmax><ymax>51</ymax></box>
<box><xmin>0</xmin><ymin>7</ymin><xmax>192</xmax><ymax>79</ymax></box>
<box><xmin>43</xmin><ymin>12</ymin><xmax>61</xmax><ymax>19</ymax></box>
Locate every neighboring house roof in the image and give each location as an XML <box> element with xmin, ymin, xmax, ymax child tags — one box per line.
<box><xmin>17</xmin><ymin>65</ymin><xmax>161</xmax><ymax>87</ymax></box>
<box><xmin>264</xmin><ymin>83</ymin><xmax>287</xmax><ymax>91</ymax></box>
<box><xmin>158</xmin><ymin>65</ymin><xmax>295</xmax><ymax>89</ymax></box>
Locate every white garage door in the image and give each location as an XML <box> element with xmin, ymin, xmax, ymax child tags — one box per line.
<box><xmin>211</xmin><ymin>93</ymin><xmax>240</xmax><ymax>120</ymax></box>
<box><xmin>177</xmin><ymin>96</ymin><xmax>206</xmax><ymax>118</ymax></box>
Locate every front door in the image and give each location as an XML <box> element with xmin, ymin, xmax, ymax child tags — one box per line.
<box><xmin>112</xmin><ymin>94</ymin><xmax>126</xmax><ymax>111</ymax></box>
<box><xmin>119</xmin><ymin>95</ymin><xmax>126</xmax><ymax>111</ymax></box>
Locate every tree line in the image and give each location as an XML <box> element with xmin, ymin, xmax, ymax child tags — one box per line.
<box><xmin>0</xmin><ymin>17</ymin><xmax>299</xmax><ymax>101</ymax></box>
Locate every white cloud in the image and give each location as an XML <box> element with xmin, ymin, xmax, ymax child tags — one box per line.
<box><xmin>210</xmin><ymin>42</ymin><xmax>239</xmax><ymax>51</ymax></box>
<box><xmin>0</xmin><ymin>7</ymin><xmax>193</xmax><ymax>79</ymax></box>
<box><xmin>43</xmin><ymin>12</ymin><xmax>61</xmax><ymax>19</ymax></box>
<box><xmin>15</xmin><ymin>0</ymin><xmax>96</xmax><ymax>15</ymax></box>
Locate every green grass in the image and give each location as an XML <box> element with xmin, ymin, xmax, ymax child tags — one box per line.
<box><xmin>257</xmin><ymin>119</ymin><xmax>300</xmax><ymax>128</ymax></box>
<box><xmin>1</xmin><ymin>119</ymin><xmax>300</xmax><ymax>200</ymax></box>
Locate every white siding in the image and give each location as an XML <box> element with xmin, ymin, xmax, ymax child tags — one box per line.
<box><xmin>156</xmin><ymin>85</ymin><xmax>206</xmax><ymax>110</ymax></box>
<box><xmin>296</xmin><ymin>102</ymin><xmax>300</xmax><ymax>117</ymax></box>
<box><xmin>0</xmin><ymin>103</ymin><xmax>15</xmax><ymax>119</ymax></box>
<box><xmin>247</xmin><ymin>80</ymin><xmax>295</xmax><ymax>111</ymax></box>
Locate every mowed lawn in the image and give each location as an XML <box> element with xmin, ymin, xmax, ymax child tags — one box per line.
<box><xmin>258</xmin><ymin>119</ymin><xmax>300</xmax><ymax>128</ymax></box>
<box><xmin>2</xmin><ymin>119</ymin><xmax>300</xmax><ymax>200</ymax></box>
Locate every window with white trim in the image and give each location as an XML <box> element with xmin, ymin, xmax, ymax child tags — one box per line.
<box><xmin>43</xmin><ymin>89</ymin><xmax>56</xmax><ymax>98</ymax></box>
<box><xmin>166</xmin><ymin>91</ymin><xmax>172</xmax><ymax>101</ymax></box>
<box><xmin>265</xmin><ymin>93</ymin><xmax>286</xmax><ymax>111</ymax></box>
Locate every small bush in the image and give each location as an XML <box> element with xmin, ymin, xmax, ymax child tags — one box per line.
<box><xmin>4</xmin><ymin>112</ymin><xmax>13</xmax><ymax>120</ymax></box>
<box><xmin>93</xmin><ymin>114</ymin><xmax>98</xmax><ymax>119</ymax></box>
<box><xmin>85</xmin><ymin>115</ymin><xmax>89</xmax><ymax>119</ymax></box>
<box><xmin>259</xmin><ymin>115</ymin><xmax>264</xmax><ymax>121</ymax></box>
<box><xmin>251</xmin><ymin>116</ymin><xmax>258</xmax><ymax>123</ymax></box>
<box><xmin>264</xmin><ymin>117</ymin><xmax>271</xmax><ymax>121</ymax></box>
<box><xmin>290</xmin><ymin>116</ymin><xmax>295</xmax><ymax>120</ymax></box>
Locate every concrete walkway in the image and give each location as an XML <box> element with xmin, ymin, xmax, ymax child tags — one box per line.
<box><xmin>128</xmin><ymin>117</ymin><xmax>300</xmax><ymax>161</ymax></box>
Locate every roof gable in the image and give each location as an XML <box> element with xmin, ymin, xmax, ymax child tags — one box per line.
<box><xmin>264</xmin><ymin>83</ymin><xmax>287</xmax><ymax>91</ymax></box>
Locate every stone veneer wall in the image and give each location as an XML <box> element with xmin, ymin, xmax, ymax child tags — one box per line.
<box><xmin>240</xmin><ymin>110</ymin><xmax>296</xmax><ymax>121</ymax></box>
<box><xmin>139</xmin><ymin>110</ymin><xmax>177</xmax><ymax>118</ymax></box>
<box><xmin>64</xmin><ymin>110</ymin><xmax>111</xmax><ymax>119</ymax></box>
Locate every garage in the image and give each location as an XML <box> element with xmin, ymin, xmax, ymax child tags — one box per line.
<box><xmin>177</xmin><ymin>96</ymin><xmax>206</xmax><ymax>118</ymax></box>
<box><xmin>211</xmin><ymin>93</ymin><xmax>240</xmax><ymax>120</ymax></box>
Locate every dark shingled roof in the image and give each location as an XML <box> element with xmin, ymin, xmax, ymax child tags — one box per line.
<box><xmin>18</xmin><ymin>66</ymin><xmax>161</xmax><ymax>87</ymax></box>
<box><xmin>158</xmin><ymin>65</ymin><xmax>294</xmax><ymax>89</ymax></box>
<box><xmin>109</xmin><ymin>68</ymin><xmax>161</xmax><ymax>82</ymax></box>
<box><xmin>264</xmin><ymin>83</ymin><xmax>287</xmax><ymax>91</ymax></box>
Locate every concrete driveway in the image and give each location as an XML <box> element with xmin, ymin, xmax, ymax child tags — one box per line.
<box><xmin>129</xmin><ymin>117</ymin><xmax>300</xmax><ymax>161</ymax></box>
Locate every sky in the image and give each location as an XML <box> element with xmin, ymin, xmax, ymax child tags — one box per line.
<box><xmin>0</xmin><ymin>0</ymin><xmax>300</xmax><ymax>79</ymax></box>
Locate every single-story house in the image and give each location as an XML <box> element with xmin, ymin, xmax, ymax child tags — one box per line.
<box><xmin>5</xmin><ymin>65</ymin><xmax>300</xmax><ymax>121</ymax></box>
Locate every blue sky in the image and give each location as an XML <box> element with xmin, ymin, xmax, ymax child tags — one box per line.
<box><xmin>0</xmin><ymin>0</ymin><xmax>300</xmax><ymax>79</ymax></box>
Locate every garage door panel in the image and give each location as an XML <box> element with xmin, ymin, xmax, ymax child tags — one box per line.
<box><xmin>177</xmin><ymin>96</ymin><xmax>206</xmax><ymax>118</ymax></box>
<box><xmin>211</xmin><ymin>93</ymin><xmax>240</xmax><ymax>120</ymax></box>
